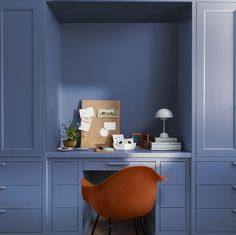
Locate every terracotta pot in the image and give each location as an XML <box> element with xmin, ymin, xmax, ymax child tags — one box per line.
<box><xmin>63</xmin><ymin>139</ymin><xmax>77</xmax><ymax>148</ymax></box>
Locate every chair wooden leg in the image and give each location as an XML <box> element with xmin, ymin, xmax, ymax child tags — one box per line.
<box><xmin>108</xmin><ymin>219</ymin><xmax>112</xmax><ymax>235</ymax></box>
<box><xmin>133</xmin><ymin>218</ymin><xmax>138</xmax><ymax>235</ymax></box>
<box><xmin>138</xmin><ymin>217</ymin><xmax>147</xmax><ymax>235</ymax></box>
<box><xmin>91</xmin><ymin>214</ymin><xmax>100</xmax><ymax>235</ymax></box>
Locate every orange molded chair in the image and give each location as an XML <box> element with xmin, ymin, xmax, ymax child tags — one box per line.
<box><xmin>81</xmin><ymin>166</ymin><xmax>167</xmax><ymax>235</ymax></box>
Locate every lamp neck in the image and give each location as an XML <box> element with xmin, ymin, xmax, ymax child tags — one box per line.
<box><xmin>163</xmin><ymin>119</ymin><xmax>166</xmax><ymax>133</ymax></box>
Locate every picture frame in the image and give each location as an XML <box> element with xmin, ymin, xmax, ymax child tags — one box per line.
<box><xmin>97</xmin><ymin>108</ymin><xmax>119</xmax><ymax>118</ymax></box>
<box><xmin>132</xmin><ymin>132</ymin><xmax>150</xmax><ymax>149</ymax></box>
<box><xmin>132</xmin><ymin>133</ymin><xmax>142</xmax><ymax>147</ymax></box>
<box><xmin>142</xmin><ymin>133</ymin><xmax>150</xmax><ymax>149</ymax></box>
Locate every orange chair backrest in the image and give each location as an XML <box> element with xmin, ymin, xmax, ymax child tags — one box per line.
<box><xmin>81</xmin><ymin>166</ymin><xmax>166</xmax><ymax>220</ymax></box>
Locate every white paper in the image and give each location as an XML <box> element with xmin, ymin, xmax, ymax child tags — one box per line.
<box><xmin>79</xmin><ymin>107</ymin><xmax>94</xmax><ymax>118</ymax></box>
<box><xmin>79</xmin><ymin>117</ymin><xmax>92</xmax><ymax>132</ymax></box>
<box><xmin>79</xmin><ymin>107</ymin><xmax>95</xmax><ymax>132</ymax></box>
<box><xmin>104</xmin><ymin>122</ymin><xmax>116</xmax><ymax>131</ymax></box>
<box><xmin>86</xmin><ymin>107</ymin><xmax>95</xmax><ymax>117</ymax></box>
<box><xmin>100</xmin><ymin>128</ymin><xmax>109</xmax><ymax>137</ymax></box>
<box><xmin>112</xmin><ymin>134</ymin><xmax>124</xmax><ymax>144</ymax></box>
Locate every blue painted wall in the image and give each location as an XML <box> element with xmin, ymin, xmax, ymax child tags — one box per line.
<box><xmin>177</xmin><ymin>10</ymin><xmax>192</xmax><ymax>152</ymax></box>
<box><xmin>61</xmin><ymin>23</ymin><xmax>179</xmax><ymax>138</ymax></box>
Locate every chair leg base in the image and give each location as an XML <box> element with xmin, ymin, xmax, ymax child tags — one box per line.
<box><xmin>91</xmin><ymin>214</ymin><xmax>100</xmax><ymax>235</ymax></box>
<box><xmin>133</xmin><ymin>218</ymin><xmax>138</xmax><ymax>235</ymax></box>
<box><xmin>138</xmin><ymin>217</ymin><xmax>147</xmax><ymax>235</ymax></box>
<box><xmin>108</xmin><ymin>219</ymin><xmax>112</xmax><ymax>235</ymax></box>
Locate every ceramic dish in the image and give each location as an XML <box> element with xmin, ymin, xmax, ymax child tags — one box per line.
<box><xmin>113</xmin><ymin>143</ymin><xmax>136</xmax><ymax>150</ymax></box>
<box><xmin>57</xmin><ymin>147</ymin><xmax>74</xmax><ymax>151</ymax></box>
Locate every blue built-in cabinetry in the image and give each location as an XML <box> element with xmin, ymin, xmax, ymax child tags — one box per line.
<box><xmin>0</xmin><ymin>161</ymin><xmax>42</xmax><ymax>233</ymax></box>
<box><xmin>0</xmin><ymin>0</ymin><xmax>236</xmax><ymax>234</ymax></box>
<box><xmin>195</xmin><ymin>2</ymin><xmax>236</xmax><ymax>235</ymax></box>
<box><xmin>196</xmin><ymin>2</ymin><xmax>236</xmax><ymax>157</ymax></box>
<box><xmin>0</xmin><ymin>1</ymin><xmax>43</xmax><ymax>157</ymax></box>
<box><xmin>0</xmin><ymin>1</ymin><xmax>44</xmax><ymax>234</ymax></box>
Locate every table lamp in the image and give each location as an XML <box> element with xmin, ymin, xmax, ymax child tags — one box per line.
<box><xmin>155</xmin><ymin>108</ymin><xmax>173</xmax><ymax>138</ymax></box>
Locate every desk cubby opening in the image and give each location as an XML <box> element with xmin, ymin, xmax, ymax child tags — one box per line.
<box><xmin>45</xmin><ymin>1</ymin><xmax>192</xmax><ymax>152</ymax></box>
<box><xmin>82</xmin><ymin>170</ymin><xmax>155</xmax><ymax>234</ymax></box>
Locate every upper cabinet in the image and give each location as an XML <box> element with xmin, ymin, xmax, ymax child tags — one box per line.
<box><xmin>196</xmin><ymin>3</ymin><xmax>236</xmax><ymax>157</ymax></box>
<box><xmin>0</xmin><ymin>1</ymin><xmax>42</xmax><ymax>157</ymax></box>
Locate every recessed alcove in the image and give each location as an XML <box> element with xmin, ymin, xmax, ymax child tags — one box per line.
<box><xmin>45</xmin><ymin>1</ymin><xmax>192</xmax><ymax>152</ymax></box>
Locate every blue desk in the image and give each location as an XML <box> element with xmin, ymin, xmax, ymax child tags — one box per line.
<box><xmin>47</xmin><ymin>150</ymin><xmax>191</xmax><ymax>235</ymax></box>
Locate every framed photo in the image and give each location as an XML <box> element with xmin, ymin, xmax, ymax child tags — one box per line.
<box><xmin>97</xmin><ymin>108</ymin><xmax>118</xmax><ymax>118</ymax></box>
<box><xmin>132</xmin><ymin>133</ymin><xmax>142</xmax><ymax>147</ymax></box>
<box><xmin>132</xmin><ymin>132</ymin><xmax>150</xmax><ymax>149</ymax></box>
<box><xmin>142</xmin><ymin>133</ymin><xmax>150</xmax><ymax>149</ymax></box>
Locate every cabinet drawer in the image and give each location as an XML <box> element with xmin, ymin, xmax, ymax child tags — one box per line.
<box><xmin>197</xmin><ymin>185</ymin><xmax>236</xmax><ymax>208</ymax></box>
<box><xmin>0</xmin><ymin>162</ymin><xmax>42</xmax><ymax>185</ymax></box>
<box><xmin>52</xmin><ymin>208</ymin><xmax>78</xmax><ymax>232</ymax></box>
<box><xmin>197</xmin><ymin>209</ymin><xmax>236</xmax><ymax>232</ymax></box>
<box><xmin>160</xmin><ymin>208</ymin><xmax>186</xmax><ymax>231</ymax></box>
<box><xmin>160</xmin><ymin>161</ymin><xmax>185</xmax><ymax>184</ymax></box>
<box><xmin>53</xmin><ymin>162</ymin><xmax>77</xmax><ymax>184</ymax></box>
<box><xmin>160</xmin><ymin>185</ymin><xmax>185</xmax><ymax>208</ymax></box>
<box><xmin>0</xmin><ymin>186</ymin><xmax>41</xmax><ymax>208</ymax></box>
<box><xmin>197</xmin><ymin>162</ymin><xmax>236</xmax><ymax>185</ymax></box>
<box><xmin>83</xmin><ymin>161</ymin><xmax>155</xmax><ymax>171</ymax></box>
<box><xmin>0</xmin><ymin>209</ymin><xmax>41</xmax><ymax>233</ymax></box>
<box><xmin>53</xmin><ymin>185</ymin><xmax>77</xmax><ymax>208</ymax></box>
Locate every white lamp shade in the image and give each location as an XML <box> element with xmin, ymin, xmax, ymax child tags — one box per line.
<box><xmin>155</xmin><ymin>108</ymin><xmax>173</xmax><ymax>119</ymax></box>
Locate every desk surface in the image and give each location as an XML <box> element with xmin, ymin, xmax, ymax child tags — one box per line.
<box><xmin>47</xmin><ymin>149</ymin><xmax>191</xmax><ymax>159</ymax></box>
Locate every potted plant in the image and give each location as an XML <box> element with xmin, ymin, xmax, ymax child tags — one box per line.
<box><xmin>61</xmin><ymin>121</ymin><xmax>79</xmax><ymax>148</ymax></box>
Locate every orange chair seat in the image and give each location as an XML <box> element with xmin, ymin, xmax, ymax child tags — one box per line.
<box><xmin>81</xmin><ymin>166</ymin><xmax>167</xmax><ymax>220</ymax></box>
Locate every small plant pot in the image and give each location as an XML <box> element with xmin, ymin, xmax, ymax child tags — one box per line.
<box><xmin>63</xmin><ymin>139</ymin><xmax>77</xmax><ymax>148</ymax></box>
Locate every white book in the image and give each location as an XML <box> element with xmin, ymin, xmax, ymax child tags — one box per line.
<box><xmin>155</xmin><ymin>137</ymin><xmax>177</xmax><ymax>143</ymax></box>
<box><xmin>150</xmin><ymin>142</ymin><xmax>181</xmax><ymax>151</ymax></box>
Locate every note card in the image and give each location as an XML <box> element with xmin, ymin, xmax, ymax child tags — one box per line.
<box><xmin>104</xmin><ymin>122</ymin><xmax>116</xmax><ymax>131</ymax></box>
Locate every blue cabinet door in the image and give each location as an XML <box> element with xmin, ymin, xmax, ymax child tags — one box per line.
<box><xmin>196</xmin><ymin>3</ymin><xmax>236</xmax><ymax>157</ymax></box>
<box><xmin>0</xmin><ymin>1</ymin><xmax>42</xmax><ymax>157</ymax></box>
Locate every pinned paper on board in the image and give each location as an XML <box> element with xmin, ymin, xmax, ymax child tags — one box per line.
<box><xmin>104</xmin><ymin>122</ymin><xmax>116</xmax><ymax>131</ymax></box>
<box><xmin>79</xmin><ymin>107</ymin><xmax>95</xmax><ymax>132</ymax></box>
<box><xmin>100</xmin><ymin>128</ymin><xmax>109</xmax><ymax>137</ymax></box>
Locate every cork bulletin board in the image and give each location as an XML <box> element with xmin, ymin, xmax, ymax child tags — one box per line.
<box><xmin>80</xmin><ymin>100</ymin><xmax>120</xmax><ymax>148</ymax></box>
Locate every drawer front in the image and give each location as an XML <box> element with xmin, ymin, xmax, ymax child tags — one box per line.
<box><xmin>0</xmin><ymin>209</ymin><xmax>41</xmax><ymax>233</ymax></box>
<box><xmin>0</xmin><ymin>186</ymin><xmax>41</xmax><ymax>208</ymax></box>
<box><xmin>160</xmin><ymin>161</ymin><xmax>186</xmax><ymax>184</ymax></box>
<box><xmin>53</xmin><ymin>162</ymin><xmax>77</xmax><ymax>184</ymax></box>
<box><xmin>160</xmin><ymin>208</ymin><xmax>186</xmax><ymax>231</ymax></box>
<box><xmin>197</xmin><ymin>185</ymin><xmax>236</xmax><ymax>208</ymax></box>
<box><xmin>53</xmin><ymin>185</ymin><xmax>77</xmax><ymax>208</ymax></box>
<box><xmin>197</xmin><ymin>209</ymin><xmax>236</xmax><ymax>232</ymax></box>
<box><xmin>0</xmin><ymin>162</ymin><xmax>42</xmax><ymax>185</ymax></box>
<box><xmin>52</xmin><ymin>208</ymin><xmax>78</xmax><ymax>232</ymax></box>
<box><xmin>197</xmin><ymin>162</ymin><xmax>236</xmax><ymax>185</ymax></box>
<box><xmin>160</xmin><ymin>185</ymin><xmax>186</xmax><ymax>208</ymax></box>
<box><xmin>83</xmin><ymin>161</ymin><xmax>156</xmax><ymax>171</ymax></box>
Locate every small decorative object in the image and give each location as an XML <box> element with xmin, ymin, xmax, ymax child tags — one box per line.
<box><xmin>142</xmin><ymin>133</ymin><xmax>150</xmax><ymax>149</ymax></box>
<box><xmin>155</xmin><ymin>108</ymin><xmax>173</xmax><ymax>138</ymax></box>
<box><xmin>112</xmin><ymin>134</ymin><xmax>136</xmax><ymax>150</ymax></box>
<box><xmin>132</xmin><ymin>133</ymin><xmax>142</xmax><ymax>147</ymax></box>
<box><xmin>57</xmin><ymin>147</ymin><xmax>74</xmax><ymax>151</ymax></box>
<box><xmin>132</xmin><ymin>133</ymin><xmax>150</xmax><ymax>148</ymax></box>
<box><xmin>61</xmin><ymin>121</ymin><xmax>79</xmax><ymax>148</ymax></box>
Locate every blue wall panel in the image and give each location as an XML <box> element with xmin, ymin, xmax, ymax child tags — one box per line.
<box><xmin>61</xmin><ymin>23</ymin><xmax>178</xmax><ymax>137</ymax></box>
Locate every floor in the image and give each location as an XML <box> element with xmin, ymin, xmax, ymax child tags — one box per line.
<box><xmin>93</xmin><ymin>218</ymin><xmax>146</xmax><ymax>235</ymax></box>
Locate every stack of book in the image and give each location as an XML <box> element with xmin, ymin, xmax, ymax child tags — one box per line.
<box><xmin>150</xmin><ymin>137</ymin><xmax>181</xmax><ymax>151</ymax></box>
